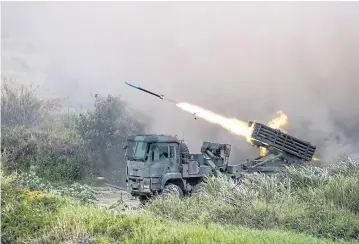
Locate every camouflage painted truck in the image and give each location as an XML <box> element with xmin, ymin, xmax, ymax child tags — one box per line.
<box><xmin>124</xmin><ymin>121</ymin><xmax>316</xmax><ymax>203</ymax></box>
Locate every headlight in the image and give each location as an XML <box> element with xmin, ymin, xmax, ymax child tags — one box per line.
<box><xmin>142</xmin><ymin>178</ymin><xmax>151</xmax><ymax>189</ymax></box>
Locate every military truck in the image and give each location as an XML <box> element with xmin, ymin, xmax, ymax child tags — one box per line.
<box><xmin>124</xmin><ymin>121</ymin><xmax>316</xmax><ymax>203</ymax></box>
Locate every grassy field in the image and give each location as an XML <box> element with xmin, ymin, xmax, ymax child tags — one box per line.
<box><xmin>146</xmin><ymin>158</ymin><xmax>359</xmax><ymax>242</ymax></box>
<box><xmin>1</xmin><ymin>157</ymin><xmax>359</xmax><ymax>244</ymax></box>
<box><xmin>0</xmin><ymin>184</ymin><xmax>351</xmax><ymax>244</ymax></box>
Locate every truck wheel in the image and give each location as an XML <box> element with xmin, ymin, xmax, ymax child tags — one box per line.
<box><xmin>162</xmin><ymin>184</ymin><xmax>184</xmax><ymax>198</ymax></box>
<box><xmin>139</xmin><ymin>195</ymin><xmax>149</xmax><ymax>205</ymax></box>
<box><xmin>192</xmin><ymin>182</ymin><xmax>205</xmax><ymax>194</ymax></box>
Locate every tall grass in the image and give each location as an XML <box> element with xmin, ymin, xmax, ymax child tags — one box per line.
<box><xmin>1</xmin><ymin>183</ymin><xmax>349</xmax><ymax>244</ymax></box>
<box><xmin>2</xmin><ymin>146</ymin><xmax>358</xmax><ymax>243</ymax></box>
<box><xmin>147</xmin><ymin>157</ymin><xmax>359</xmax><ymax>242</ymax></box>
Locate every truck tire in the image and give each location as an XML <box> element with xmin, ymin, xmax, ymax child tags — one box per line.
<box><xmin>162</xmin><ymin>184</ymin><xmax>184</xmax><ymax>198</ymax></box>
<box><xmin>192</xmin><ymin>182</ymin><xmax>205</xmax><ymax>194</ymax></box>
<box><xmin>139</xmin><ymin>195</ymin><xmax>149</xmax><ymax>205</ymax></box>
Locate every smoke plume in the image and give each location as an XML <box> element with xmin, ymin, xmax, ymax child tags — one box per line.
<box><xmin>2</xmin><ymin>2</ymin><xmax>359</xmax><ymax>162</ymax></box>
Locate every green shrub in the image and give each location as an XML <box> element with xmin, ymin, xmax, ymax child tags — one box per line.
<box><xmin>1</xmin><ymin>77</ymin><xmax>63</xmax><ymax>128</ymax></box>
<box><xmin>1</xmin><ymin>126</ymin><xmax>90</xmax><ymax>183</ymax></box>
<box><xmin>75</xmin><ymin>94</ymin><xmax>147</xmax><ymax>179</ymax></box>
<box><xmin>16</xmin><ymin>168</ymin><xmax>54</xmax><ymax>192</ymax></box>
<box><xmin>1</xmin><ymin>80</ymin><xmax>148</xmax><ymax>184</ymax></box>
<box><xmin>59</xmin><ymin>182</ymin><xmax>99</xmax><ymax>204</ymax></box>
<box><xmin>1</xmin><ymin>184</ymin><xmax>63</xmax><ymax>244</ymax></box>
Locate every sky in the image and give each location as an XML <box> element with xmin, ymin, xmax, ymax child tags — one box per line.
<box><xmin>2</xmin><ymin>2</ymin><xmax>359</xmax><ymax>162</ymax></box>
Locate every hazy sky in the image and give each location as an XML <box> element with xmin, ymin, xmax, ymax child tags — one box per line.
<box><xmin>2</xmin><ymin>2</ymin><xmax>359</xmax><ymax>161</ymax></box>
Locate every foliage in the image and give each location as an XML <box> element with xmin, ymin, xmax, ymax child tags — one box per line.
<box><xmin>1</xmin><ymin>184</ymin><xmax>64</xmax><ymax>244</ymax></box>
<box><xmin>75</xmin><ymin>94</ymin><xmax>146</xmax><ymax>178</ymax></box>
<box><xmin>146</xmin><ymin>157</ymin><xmax>359</xmax><ymax>242</ymax></box>
<box><xmin>1</xmin><ymin>77</ymin><xmax>63</xmax><ymax>128</ymax></box>
<box><xmin>40</xmin><ymin>110</ymin><xmax>80</xmax><ymax>131</ymax></box>
<box><xmin>16</xmin><ymin>168</ymin><xmax>54</xmax><ymax>193</ymax></box>
<box><xmin>1</xmin><ymin>126</ymin><xmax>89</xmax><ymax>183</ymax></box>
<box><xmin>1</xmin><ymin>161</ymin><xmax>99</xmax><ymax>205</ymax></box>
<box><xmin>59</xmin><ymin>182</ymin><xmax>99</xmax><ymax>204</ymax></box>
<box><xmin>1</xmin><ymin>80</ymin><xmax>148</xmax><ymax>185</ymax></box>
<box><xmin>1</xmin><ymin>159</ymin><xmax>17</xmax><ymax>185</ymax></box>
<box><xmin>1</xmin><ymin>183</ymin><xmax>346</xmax><ymax>244</ymax></box>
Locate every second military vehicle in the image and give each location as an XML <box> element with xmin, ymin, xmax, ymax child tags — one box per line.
<box><xmin>124</xmin><ymin>121</ymin><xmax>316</xmax><ymax>202</ymax></box>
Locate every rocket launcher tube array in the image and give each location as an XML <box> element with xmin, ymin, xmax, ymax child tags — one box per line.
<box><xmin>249</xmin><ymin>121</ymin><xmax>316</xmax><ymax>161</ymax></box>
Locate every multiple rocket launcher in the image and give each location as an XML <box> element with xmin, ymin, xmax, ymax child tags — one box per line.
<box><xmin>124</xmin><ymin>81</ymin><xmax>317</xmax><ymax>162</ymax></box>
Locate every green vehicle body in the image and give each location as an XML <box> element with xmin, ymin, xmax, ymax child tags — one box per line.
<box><xmin>124</xmin><ymin>122</ymin><xmax>316</xmax><ymax>200</ymax></box>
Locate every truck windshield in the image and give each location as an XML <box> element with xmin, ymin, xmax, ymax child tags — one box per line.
<box><xmin>148</xmin><ymin>143</ymin><xmax>169</xmax><ymax>162</ymax></box>
<box><xmin>126</xmin><ymin>141</ymin><xmax>148</xmax><ymax>161</ymax></box>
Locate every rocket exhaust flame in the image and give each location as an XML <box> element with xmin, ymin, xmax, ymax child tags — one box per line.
<box><xmin>176</xmin><ymin>102</ymin><xmax>254</xmax><ymax>142</ymax></box>
<box><xmin>267</xmin><ymin>110</ymin><xmax>289</xmax><ymax>130</ymax></box>
<box><xmin>260</xmin><ymin>110</ymin><xmax>289</xmax><ymax>156</ymax></box>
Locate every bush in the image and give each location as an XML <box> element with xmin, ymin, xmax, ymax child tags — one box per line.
<box><xmin>16</xmin><ymin>169</ymin><xmax>54</xmax><ymax>192</ymax></box>
<box><xmin>59</xmin><ymin>182</ymin><xmax>99</xmax><ymax>204</ymax></box>
<box><xmin>1</xmin><ymin>80</ymin><xmax>148</xmax><ymax>185</ymax></box>
<box><xmin>1</xmin><ymin>77</ymin><xmax>63</xmax><ymax>128</ymax></box>
<box><xmin>1</xmin><ymin>126</ymin><xmax>90</xmax><ymax>183</ymax></box>
<box><xmin>75</xmin><ymin>94</ymin><xmax>147</xmax><ymax>180</ymax></box>
<box><xmin>1</xmin><ymin>184</ymin><xmax>63</xmax><ymax>244</ymax></box>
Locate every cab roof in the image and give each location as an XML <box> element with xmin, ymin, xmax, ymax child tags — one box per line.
<box><xmin>127</xmin><ymin>134</ymin><xmax>180</xmax><ymax>143</ymax></box>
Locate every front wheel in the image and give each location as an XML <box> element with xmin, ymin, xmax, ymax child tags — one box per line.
<box><xmin>191</xmin><ymin>182</ymin><xmax>205</xmax><ymax>194</ymax></box>
<box><xmin>162</xmin><ymin>184</ymin><xmax>184</xmax><ymax>198</ymax></box>
<box><xmin>139</xmin><ymin>195</ymin><xmax>150</xmax><ymax>205</ymax></box>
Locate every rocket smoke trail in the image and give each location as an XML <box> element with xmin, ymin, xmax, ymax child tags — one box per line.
<box><xmin>124</xmin><ymin>81</ymin><xmax>255</xmax><ymax>141</ymax></box>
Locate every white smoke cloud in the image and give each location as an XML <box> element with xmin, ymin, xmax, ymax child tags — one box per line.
<box><xmin>2</xmin><ymin>2</ymin><xmax>359</xmax><ymax>162</ymax></box>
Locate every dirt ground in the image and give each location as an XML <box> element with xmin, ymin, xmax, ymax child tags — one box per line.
<box><xmin>94</xmin><ymin>186</ymin><xmax>140</xmax><ymax>210</ymax></box>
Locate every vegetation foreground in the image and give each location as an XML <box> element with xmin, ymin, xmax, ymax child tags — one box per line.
<box><xmin>1</xmin><ymin>157</ymin><xmax>359</xmax><ymax>244</ymax></box>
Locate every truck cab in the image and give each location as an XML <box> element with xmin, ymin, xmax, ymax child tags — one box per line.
<box><xmin>124</xmin><ymin>134</ymin><xmax>234</xmax><ymax>202</ymax></box>
<box><xmin>125</xmin><ymin>135</ymin><xmax>183</xmax><ymax>199</ymax></box>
